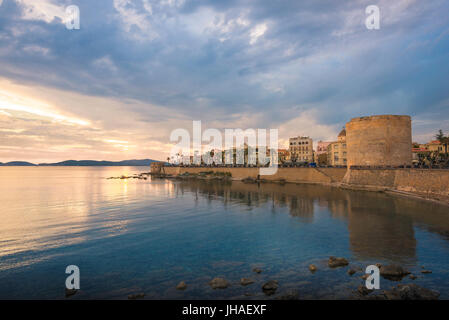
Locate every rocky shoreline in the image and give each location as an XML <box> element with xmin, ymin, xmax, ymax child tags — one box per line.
<box><xmin>108</xmin><ymin>170</ymin><xmax>449</xmax><ymax>206</ymax></box>
<box><xmin>107</xmin><ymin>170</ymin><xmax>233</xmax><ymax>181</ymax></box>
<box><xmin>119</xmin><ymin>257</ymin><xmax>439</xmax><ymax>301</ymax></box>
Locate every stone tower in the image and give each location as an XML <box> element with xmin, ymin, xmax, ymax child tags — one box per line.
<box><xmin>345</xmin><ymin>115</ymin><xmax>412</xmax><ymax>167</ymax></box>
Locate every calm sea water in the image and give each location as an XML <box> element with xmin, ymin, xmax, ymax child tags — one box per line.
<box><xmin>1</xmin><ymin>167</ymin><xmax>449</xmax><ymax>299</ymax></box>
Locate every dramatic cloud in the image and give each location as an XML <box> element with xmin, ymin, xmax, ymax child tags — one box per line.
<box><xmin>0</xmin><ymin>0</ymin><xmax>448</xmax><ymax>162</ymax></box>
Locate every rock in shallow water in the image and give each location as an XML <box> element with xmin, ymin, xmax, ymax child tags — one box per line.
<box><xmin>277</xmin><ymin>289</ymin><xmax>299</xmax><ymax>300</ymax></box>
<box><xmin>128</xmin><ymin>293</ymin><xmax>145</xmax><ymax>300</ymax></box>
<box><xmin>176</xmin><ymin>281</ymin><xmax>187</xmax><ymax>290</ymax></box>
<box><xmin>308</xmin><ymin>264</ymin><xmax>317</xmax><ymax>272</ymax></box>
<box><xmin>357</xmin><ymin>285</ymin><xmax>374</xmax><ymax>296</ymax></box>
<box><xmin>328</xmin><ymin>256</ymin><xmax>349</xmax><ymax>268</ymax></box>
<box><xmin>240</xmin><ymin>278</ymin><xmax>254</xmax><ymax>286</ymax></box>
<box><xmin>383</xmin><ymin>284</ymin><xmax>439</xmax><ymax>300</ymax></box>
<box><xmin>348</xmin><ymin>268</ymin><xmax>357</xmax><ymax>276</ymax></box>
<box><xmin>209</xmin><ymin>277</ymin><xmax>230</xmax><ymax>289</ymax></box>
<box><xmin>65</xmin><ymin>288</ymin><xmax>78</xmax><ymax>298</ymax></box>
<box><xmin>379</xmin><ymin>264</ymin><xmax>410</xmax><ymax>280</ymax></box>
<box><xmin>252</xmin><ymin>267</ymin><xmax>262</xmax><ymax>274</ymax></box>
<box><xmin>262</xmin><ymin>280</ymin><xmax>278</xmax><ymax>296</ymax></box>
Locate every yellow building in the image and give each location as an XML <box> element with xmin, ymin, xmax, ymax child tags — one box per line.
<box><xmin>278</xmin><ymin>149</ymin><xmax>290</xmax><ymax>163</ymax></box>
<box><xmin>327</xmin><ymin>128</ymin><xmax>347</xmax><ymax>166</ymax></box>
<box><xmin>289</xmin><ymin>136</ymin><xmax>313</xmax><ymax>162</ymax></box>
<box><xmin>427</xmin><ymin>140</ymin><xmax>445</xmax><ymax>154</ymax></box>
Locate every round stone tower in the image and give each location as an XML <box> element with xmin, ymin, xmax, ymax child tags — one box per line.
<box><xmin>346</xmin><ymin>115</ymin><xmax>412</xmax><ymax>167</ymax></box>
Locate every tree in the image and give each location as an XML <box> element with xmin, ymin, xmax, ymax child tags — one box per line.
<box><xmin>435</xmin><ymin>129</ymin><xmax>448</xmax><ymax>154</ymax></box>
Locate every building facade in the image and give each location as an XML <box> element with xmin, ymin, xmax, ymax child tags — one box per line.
<box><xmin>316</xmin><ymin>141</ymin><xmax>331</xmax><ymax>155</ymax></box>
<box><xmin>278</xmin><ymin>149</ymin><xmax>290</xmax><ymax>163</ymax></box>
<box><xmin>289</xmin><ymin>136</ymin><xmax>313</xmax><ymax>162</ymax></box>
<box><xmin>427</xmin><ymin>140</ymin><xmax>445</xmax><ymax>154</ymax></box>
<box><xmin>327</xmin><ymin>129</ymin><xmax>347</xmax><ymax>166</ymax></box>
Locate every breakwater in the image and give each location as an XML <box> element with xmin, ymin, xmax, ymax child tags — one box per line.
<box><xmin>160</xmin><ymin>166</ymin><xmax>449</xmax><ymax>205</ymax></box>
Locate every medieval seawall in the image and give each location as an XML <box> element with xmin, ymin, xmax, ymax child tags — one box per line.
<box><xmin>162</xmin><ymin>167</ymin><xmax>346</xmax><ymax>184</ymax></box>
<box><xmin>160</xmin><ymin>166</ymin><xmax>449</xmax><ymax>205</ymax></box>
<box><xmin>341</xmin><ymin>168</ymin><xmax>449</xmax><ymax>203</ymax></box>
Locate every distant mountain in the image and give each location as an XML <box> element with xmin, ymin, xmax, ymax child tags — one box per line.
<box><xmin>0</xmin><ymin>161</ymin><xmax>37</xmax><ymax>166</ymax></box>
<box><xmin>0</xmin><ymin>159</ymin><xmax>159</xmax><ymax>166</ymax></box>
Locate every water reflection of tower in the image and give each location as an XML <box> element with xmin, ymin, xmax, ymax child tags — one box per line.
<box><xmin>345</xmin><ymin>191</ymin><xmax>416</xmax><ymax>263</ymax></box>
<box><xmin>288</xmin><ymin>196</ymin><xmax>314</xmax><ymax>222</ymax></box>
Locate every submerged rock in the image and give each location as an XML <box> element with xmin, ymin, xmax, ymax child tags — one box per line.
<box><xmin>348</xmin><ymin>268</ymin><xmax>357</xmax><ymax>276</ymax></box>
<box><xmin>277</xmin><ymin>290</ymin><xmax>299</xmax><ymax>300</ymax></box>
<box><xmin>128</xmin><ymin>293</ymin><xmax>145</xmax><ymax>300</ymax></box>
<box><xmin>209</xmin><ymin>277</ymin><xmax>230</xmax><ymax>289</ymax></box>
<box><xmin>262</xmin><ymin>280</ymin><xmax>279</xmax><ymax>296</ymax></box>
<box><xmin>328</xmin><ymin>256</ymin><xmax>349</xmax><ymax>268</ymax></box>
<box><xmin>240</xmin><ymin>278</ymin><xmax>254</xmax><ymax>286</ymax></box>
<box><xmin>379</xmin><ymin>264</ymin><xmax>410</xmax><ymax>280</ymax></box>
<box><xmin>252</xmin><ymin>267</ymin><xmax>263</xmax><ymax>274</ymax></box>
<box><xmin>357</xmin><ymin>285</ymin><xmax>373</xmax><ymax>296</ymax></box>
<box><xmin>383</xmin><ymin>284</ymin><xmax>439</xmax><ymax>300</ymax></box>
<box><xmin>176</xmin><ymin>281</ymin><xmax>187</xmax><ymax>290</ymax></box>
<box><xmin>65</xmin><ymin>288</ymin><xmax>78</xmax><ymax>298</ymax></box>
<box><xmin>308</xmin><ymin>264</ymin><xmax>317</xmax><ymax>273</ymax></box>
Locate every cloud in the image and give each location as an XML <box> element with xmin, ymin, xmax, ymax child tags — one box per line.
<box><xmin>113</xmin><ymin>0</ymin><xmax>158</xmax><ymax>40</ymax></box>
<box><xmin>249</xmin><ymin>22</ymin><xmax>267</xmax><ymax>44</ymax></box>
<box><xmin>0</xmin><ymin>0</ymin><xmax>448</xmax><ymax>161</ymax></box>
<box><xmin>14</xmin><ymin>0</ymin><xmax>66</xmax><ymax>24</ymax></box>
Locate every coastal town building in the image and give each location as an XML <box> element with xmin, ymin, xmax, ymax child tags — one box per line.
<box><xmin>411</xmin><ymin>139</ymin><xmax>448</xmax><ymax>165</ymax></box>
<box><xmin>316</xmin><ymin>153</ymin><xmax>328</xmax><ymax>166</ymax></box>
<box><xmin>316</xmin><ymin>141</ymin><xmax>331</xmax><ymax>155</ymax></box>
<box><xmin>278</xmin><ymin>149</ymin><xmax>290</xmax><ymax>163</ymax></box>
<box><xmin>289</xmin><ymin>136</ymin><xmax>313</xmax><ymax>163</ymax></box>
<box><xmin>326</xmin><ymin>128</ymin><xmax>347</xmax><ymax>166</ymax></box>
<box><xmin>427</xmin><ymin>140</ymin><xmax>445</xmax><ymax>154</ymax></box>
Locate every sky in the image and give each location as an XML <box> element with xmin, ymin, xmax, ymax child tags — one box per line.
<box><xmin>0</xmin><ymin>0</ymin><xmax>448</xmax><ymax>163</ymax></box>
